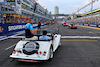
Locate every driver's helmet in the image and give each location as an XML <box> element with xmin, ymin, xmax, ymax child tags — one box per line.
<box><xmin>71</xmin><ymin>23</ymin><xmax>73</xmax><ymax>25</ymax></box>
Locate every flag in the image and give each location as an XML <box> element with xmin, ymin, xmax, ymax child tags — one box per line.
<box><xmin>43</xmin><ymin>6</ymin><xmax>45</xmax><ymax>8</ymax></box>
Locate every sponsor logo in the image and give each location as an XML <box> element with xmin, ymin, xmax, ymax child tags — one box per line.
<box><xmin>8</xmin><ymin>25</ymin><xmax>25</xmax><ymax>31</ymax></box>
<box><xmin>84</xmin><ymin>24</ymin><xmax>89</xmax><ymax>26</ymax></box>
<box><xmin>98</xmin><ymin>25</ymin><xmax>100</xmax><ymax>27</ymax></box>
<box><xmin>90</xmin><ymin>25</ymin><xmax>96</xmax><ymax>27</ymax></box>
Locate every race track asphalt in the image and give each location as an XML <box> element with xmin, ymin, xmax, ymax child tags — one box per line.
<box><xmin>0</xmin><ymin>23</ymin><xmax>100</xmax><ymax>67</ymax></box>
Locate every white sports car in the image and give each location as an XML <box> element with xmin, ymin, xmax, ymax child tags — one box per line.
<box><xmin>10</xmin><ymin>30</ymin><xmax>61</xmax><ymax>62</ymax></box>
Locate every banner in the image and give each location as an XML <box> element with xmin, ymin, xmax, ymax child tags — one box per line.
<box><xmin>90</xmin><ymin>24</ymin><xmax>97</xmax><ymax>27</ymax></box>
<box><xmin>84</xmin><ymin>24</ymin><xmax>89</xmax><ymax>26</ymax></box>
<box><xmin>0</xmin><ymin>23</ymin><xmax>25</xmax><ymax>35</ymax></box>
<box><xmin>0</xmin><ymin>23</ymin><xmax>45</xmax><ymax>35</ymax></box>
<box><xmin>0</xmin><ymin>24</ymin><xmax>4</xmax><ymax>35</ymax></box>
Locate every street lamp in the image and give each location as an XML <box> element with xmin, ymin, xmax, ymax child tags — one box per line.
<box><xmin>67</xmin><ymin>0</ymin><xmax>99</xmax><ymax>20</ymax></box>
<box><xmin>90</xmin><ymin>0</ymin><xmax>98</xmax><ymax>24</ymax></box>
<box><xmin>91</xmin><ymin>0</ymin><xmax>93</xmax><ymax>24</ymax></box>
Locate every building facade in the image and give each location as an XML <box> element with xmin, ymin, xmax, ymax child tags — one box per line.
<box><xmin>0</xmin><ymin>0</ymin><xmax>52</xmax><ymax>23</ymax></box>
<box><xmin>54</xmin><ymin>6</ymin><xmax>59</xmax><ymax>15</ymax></box>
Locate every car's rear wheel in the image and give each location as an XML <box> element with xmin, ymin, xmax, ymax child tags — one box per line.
<box><xmin>49</xmin><ymin>47</ymin><xmax>53</xmax><ymax>60</ymax></box>
<box><xmin>59</xmin><ymin>42</ymin><xmax>61</xmax><ymax>47</ymax></box>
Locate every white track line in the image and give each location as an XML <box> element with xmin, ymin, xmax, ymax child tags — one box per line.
<box><xmin>10</xmin><ymin>36</ymin><xmax>25</xmax><ymax>38</ymax></box>
<box><xmin>61</xmin><ymin>36</ymin><xmax>100</xmax><ymax>39</ymax></box>
<box><xmin>5</xmin><ymin>44</ymin><xmax>16</xmax><ymax>51</ymax></box>
<box><xmin>0</xmin><ymin>36</ymin><xmax>11</xmax><ymax>41</ymax></box>
<box><xmin>0</xmin><ymin>31</ymin><xmax>25</xmax><ymax>41</ymax></box>
<box><xmin>5</xmin><ymin>36</ymin><xmax>100</xmax><ymax>51</ymax></box>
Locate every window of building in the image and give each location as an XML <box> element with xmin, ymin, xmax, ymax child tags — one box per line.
<box><xmin>23</xmin><ymin>0</ymin><xmax>31</xmax><ymax>5</ymax></box>
<box><xmin>6</xmin><ymin>0</ymin><xmax>15</xmax><ymax>2</ymax></box>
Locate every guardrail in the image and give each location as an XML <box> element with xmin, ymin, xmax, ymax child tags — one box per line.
<box><xmin>76</xmin><ymin>23</ymin><xmax>100</xmax><ymax>28</ymax></box>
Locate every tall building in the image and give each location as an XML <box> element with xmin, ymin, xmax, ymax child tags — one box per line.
<box><xmin>54</xmin><ymin>6</ymin><xmax>59</xmax><ymax>14</ymax></box>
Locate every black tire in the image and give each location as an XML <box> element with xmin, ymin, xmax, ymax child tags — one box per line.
<box><xmin>49</xmin><ymin>46</ymin><xmax>53</xmax><ymax>60</ymax></box>
<box><xmin>23</xmin><ymin>42</ymin><xmax>39</xmax><ymax>55</ymax></box>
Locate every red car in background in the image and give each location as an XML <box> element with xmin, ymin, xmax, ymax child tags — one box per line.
<box><xmin>63</xmin><ymin>23</ymin><xmax>69</xmax><ymax>26</ymax></box>
<box><xmin>69</xmin><ymin>24</ymin><xmax>77</xmax><ymax>29</ymax></box>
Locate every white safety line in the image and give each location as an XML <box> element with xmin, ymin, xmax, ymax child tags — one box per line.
<box><xmin>0</xmin><ymin>36</ymin><xmax>11</xmax><ymax>41</ymax></box>
<box><xmin>10</xmin><ymin>36</ymin><xmax>25</xmax><ymax>38</ymax></box>
<box><xmin>5</xmin><ymin>44</ymin><xmax>16</xmax><ymax>51</ymax></box>
<box><xmin>61</xmin><ymin>36</ymin><xmax>100</xmax><ymax>39</ymax></box>
<box><xmin>0</xmin><ymin>31</ymin><xmax>25</xmax><ymax>41</ymax></box>
<box><xmin>4</xmin><ymin>35</ymin><xmax>100</xmax><ymax>51</ymax></box>
<box><xmin>3</xmin><ymin>35</ymin><xmax>100</xmax><ymax>40</ymax></box>
<box><xmin>89</xmin><ymin>31</ymin><xmax>97</xmax><ymax>35</ymax></box>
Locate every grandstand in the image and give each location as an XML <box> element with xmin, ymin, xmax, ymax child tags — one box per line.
<box><xmin>73</xmin><ymin>8</ymin><xmax>100</xmax><ymax>24</ymax></box>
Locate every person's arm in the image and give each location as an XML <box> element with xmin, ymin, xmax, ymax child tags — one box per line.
<box><xmin>37</xmin><ymin>21</ymin><xmax>39</xmax><ymax>24</ymax></box>
<box><xmin>46</xmin><ymin>36</ymin><xmax>52</xmax><ymax>40</ymax></box>
<box><xmin>40</xmin><ymin>21</ymin><xmax>42</xmax><ymax>24</ymax></box>
<box><xmin>50</xmin><ymin>36</ymin><xmax>52</xmax><ymax>39</ymax></box>
<box><xmin>1</xmin><ymin>18</ymin><xmax>3</xmax><ymax>20</ymax></box>
<box><xmin>2</xmin><ymin>28</ymin><xmax>4</xmax><ymax>31</ymax></box>
<box><xmin>30</xmin><ymin>29</ymin><xmax>38</xmax><ymax>34</ymax></box>
<box><xmin>39</xmin><ymin>36</ymin><xmax>42</xmax><ymax>40</ymax></box>
<box><xmin>26</xmin><ymin>23</ymin><xmax>38</xmax><ymax>34</ymax></box>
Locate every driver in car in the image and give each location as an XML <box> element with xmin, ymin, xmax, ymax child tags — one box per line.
<box><xmin>39</xmin><ymin>31</ymin><xmax>52</xmax><ymax>40</ymax></box>
<box><xmin>71</xmin><ymin>23</ymin><xmax>73</xmax><ymax>25</ymax></box>
<box><xmin>25</xmin><ymin>18</ymin><xmax>38</xmax><ymax>40</ymax></box>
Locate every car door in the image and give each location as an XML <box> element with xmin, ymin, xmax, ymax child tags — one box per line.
<box><xmin>53</xmin><ymin>34</ymin><xmax>61</xmax><ymax>52</ymax></box>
